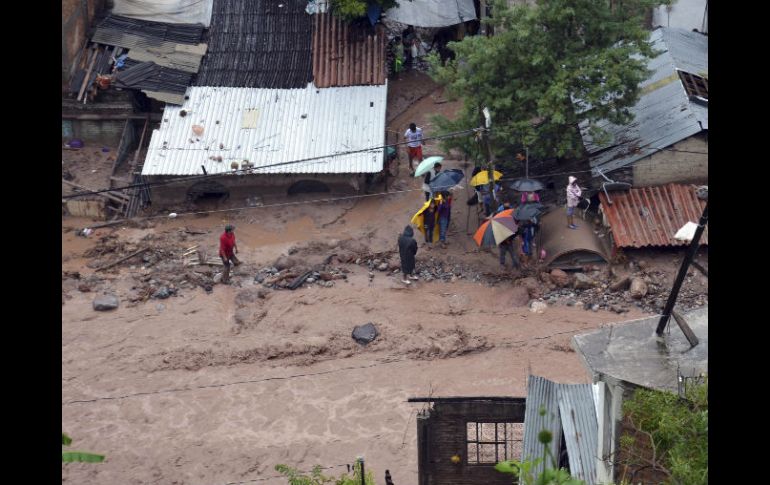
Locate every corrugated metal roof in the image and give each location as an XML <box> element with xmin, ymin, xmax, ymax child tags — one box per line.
<box><xmin>558</xmin><ymin>384</ymin><xmax>598</xmax><ymax>484</ymax></box>
<box><xmin>523</xmin><ymin>375</ymin><xmax>562</xmax><ymax>473</ymax></box>
<box><xmin>522</xmin><ymin>375</ymin><xmax>598</xmax><ymax>485</ymax></box>
<box><xmin>142</xmin><ymin>84</ymin><xmax>387</xmax><ymax>175</ymax></box>
<box><xmin>384</xmin><ymin>0</ymin><xmax>477</xmax><ymax>27</ymax></box>
<box><xmin>523</xmin><ymin>376</ymin><xmax>598</xmax><ymax>484</ymax></box>
<box><xmin>312</xmin><ymin>13</ymin><xmax>387</xmax><ymax>88</ymax></box>
<box><xmin>579</xmin><ymin>28</ymin><xmax>708</xmax><ymax>175</ymax></box>
<box><xmin>195</xmin><ymin>0</ymin><xmax>313</xmax><ymax>89</ymax></box>
<box><xmin>599</xmin><ymin>183</ymin><xmax>708</xmax><ymax>248</ymax></box>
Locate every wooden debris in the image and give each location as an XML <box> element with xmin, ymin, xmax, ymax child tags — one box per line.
<box><xmin>95</xmin><ymin>248</ymin><xmax>149</xmax><ymax>272</ymax></box>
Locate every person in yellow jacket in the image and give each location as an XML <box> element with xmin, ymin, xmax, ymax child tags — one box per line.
<box><xmin>411</xmin><ymin>196</ymin><xmax>440</xmax><ymax>247</ymax></box>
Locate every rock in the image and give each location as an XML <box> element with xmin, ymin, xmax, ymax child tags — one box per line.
<box><xmin>573</xmin><ymin>273</ymin><xmax>596</xmax><ymax>290</ymax></box>
<box><xmin>509</xmin><ymin>287</ymin><xmax>530</xmax><ymax>307</ymax></box>
<box><xmin>318</xmin><ymin>272</ymin><xmax>334</xmax><ymax>281</ymax></box>
<box><xmin>388</xmin><ymin>259</ymin><xmax>400</xmax><ymax>271</ymax></box>
<box><xmin>637</xmin><ymin>259</ymin><xmax>649</xmax><ymax>270</ymax></box>
<box><xmin>575</xmin><ymin>301</ymin><xmax>584</xmax><ymax>310</ymax></box>
<box><xmin>530</xmin><ymin>300</ymin><xmax>548</xmax><ymax>314</ymax></box>
<box><xmin>152</xmin><ymin>286</ymin><xmax>173</xmax><ymax>299</ymax></box>
<box><xmin>517</xmin><ymin>277</ymin><xmax>541</xmax><ymax>298</ymax></box>
<box><xmin>566</xmin><ymin>299</ymin><xmax>576</xmax><ymax>307</ymax></box>
<box><xmin>273</xmin><ymin>255</ymin><xmax>297</xmax><ymax>271</ymax></box>
<box><xmin>352</xmin><ymin>322</ymin><xmax>379</xmax><ymax>345</ymax></box>
<box><xmin>77</xmin><ymin>283</ymin><xmax>92</xmax><ymax>293</ymax></box>
<box><xmin>93</xmin><ymin>294</ymin><xmax>119</xmax><ymax>311</ymax></box>
<box><xmin>539</xmin><ymin>272</ymin><xmax>552</xmax><ymax>284</ymax></box>
<box><xmin>609</xmin><ymin>276</ymin><xmax>631</xmax><ymax>292</ymax></box>
<box><xmin>549</xmin><ymin>269</ymin><xmax>570</xmax><ymax>287</ymax></box>
<box><xmin>377</xmin><ymin>262</ymin><xmax>389</xmax><ymax>271</ymax></box>
<box><xmin>629</xmin><ymin>278</ymin><xmax>648</xmax><ymax>299</ymax></box>
<box><xmin>368</xmin><ymin>272</ymin><xmax>375</xmax><ymax>279</ymax></box>
<box><xmin>213</xmin><ymin>273</ymin><xmax>223</xmax><ymax>283</ymax></box>
<box><xmin>591</xmin><ymin>304</ymin><xmax>600</xmax><ymax>312</ymax></box>
<box><xmin>306</xmin><ymin>277</ymin><xmax>315</xmax><ymax>283</ymax></box>
<box><xmin>254</xmin><ymin>273</ymin><xmax>265</xmax><ymax>283</ymax></box>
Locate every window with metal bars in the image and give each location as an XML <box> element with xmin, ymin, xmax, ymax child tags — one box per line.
<box><xmin>466</xmin><ymin>422</ymin><xmax>524</xmax><ymax>465</ymax></box>
<box><xmin>677</xmin><ymin>70</ymin><xmax>708</xmax><ymax>99</ymax></box>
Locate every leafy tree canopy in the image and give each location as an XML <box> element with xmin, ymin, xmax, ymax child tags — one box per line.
<box><xmin>331</xmin><ymin>0</ymin><xmax>398</xmax><ymax>22</ymax></box>
<box><xmin>429</xmin><ymin>0</ymin><xmax>670</xmax><ymax>162</ymax></box>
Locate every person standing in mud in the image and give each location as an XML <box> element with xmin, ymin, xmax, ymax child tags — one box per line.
<box><xmin>405</xmin><ymin>123</ymin><xmax>424</xmax><ymax>174</ymax></box>
<box><xmin>566</xmin><ymin>175</ymin><xmax>582</xmax><ymax>229</ymax></box>
<box><xmin>398</xmin><ymin>225</ymin><xmax>419</xmax><ymax>285</ymax></box>
<box><xmin>423</xmin><ymin>199</ymin><xmax>437</xmax><ymax>248</ymax></box>
<box><xmin>219</xmin><ymin>224</ymin><xmax>240</xmax><ymax>284</ymax></box>
<box><xmin>437</xmin><ymin>194</ymin><xmax>451</xmax><ymax>248</ymax></box>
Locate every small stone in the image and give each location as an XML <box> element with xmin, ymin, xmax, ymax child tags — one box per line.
<box><xmin>93</xmin><ymin>294</ymin><xmax>119</xmax><ymax>311</ymax></box>
<box><xmin>152</xmin><ymin>286</ymin><xmax>173</xmax><ymax>299</ymax></box>
<box><xmin>574</xmin><ymin>273</ymin><xmax>596</xmax><ymax>290</ymax></box>
<box><xmin>213</xmin><ymin>273</ymin><xmax>223</xmax><ymax>283</ymax></box>
<box><xmin>575</xmin><ymin>301</ymin><xmax>584</xmax><ymax>309</ymax></box>
<box><xmin>156</xmin><ymin>303</ymin><xmax>165</xmax><ymax>312</ymax></box>
<box><xmin>377</xmin><ymin>263</ymin><xmax>388</xmax><ymax>271</ymax></box>
<box><xmin>306</xmin><ymin>277</ymin><xmax>315</xmax><ymax>283</ymax></box>
<box><xmin>530</xmin><ymin>300</ymin><xmax>548</xmax><ymax>314</ymax></box>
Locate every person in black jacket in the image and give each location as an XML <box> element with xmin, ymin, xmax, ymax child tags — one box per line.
<box><xmin>398</xmin><ymin>225</ymin><xmax>419</xmax><ymax>284</ymax></box>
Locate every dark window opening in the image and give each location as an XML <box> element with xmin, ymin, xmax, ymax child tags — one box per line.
<box><xmin>187</xmin><ymin>181</ymin><xmax>230</xmax><ymax>203</ymax></box>
<box><xmin>466</xmin><ymin>422</ymin><xmax>524</xmax><ymax>464</ymax></box>
<box><xmin>678</xmin><ymin>71</ymin><xmax>708</xmax><ymax>99</ymax></box>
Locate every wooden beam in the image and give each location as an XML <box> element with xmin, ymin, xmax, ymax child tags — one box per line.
<box><xmin>60</xmin><ymin>113</ymin><xmax>162</xmax><ymax>121</ymax></box>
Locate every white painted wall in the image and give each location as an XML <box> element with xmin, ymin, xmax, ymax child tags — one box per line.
<box><xmin>653</xmin><ymin>0</ymin><xmax>708</xmax><ymax>33</ymax></box>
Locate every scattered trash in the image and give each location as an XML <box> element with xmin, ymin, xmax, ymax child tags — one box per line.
<box><xmin>67</xmin><ymin>139</ymin><xmax>84</xmax><ymax>149</ymax></box>
<box><xmin>79</xmin><ymin>228</ymin><xmax>94</xmax><ymax>237</ymax></box>
<box><xmin>101</xmin><ymin>147</ymin><xmax>110</xmax><ymax>153</ymax></box>
<box><xmin>169</xmin><ymin>213</ymin><xmax>178</xmax><ymax>218</ymax></box>
<box><xmin>352</xmin><ymin>322</ymin><xmax>379</xmax><ymax>345</ymax></box>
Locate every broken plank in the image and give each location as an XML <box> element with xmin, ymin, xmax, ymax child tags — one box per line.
<box><xmin>95</xmin><ymin>247</ymin><xmax>149</xmax><ymax>272</ymax></box>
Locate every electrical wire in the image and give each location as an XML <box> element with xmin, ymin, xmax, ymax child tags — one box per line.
<box><xmin>62</xmin><ymin>128</ymin><xmax>482</xmax><ymax>199</ymax></box>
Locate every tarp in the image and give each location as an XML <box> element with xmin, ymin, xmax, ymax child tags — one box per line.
<box><xmin>112</xmin><ymin>0</ymin><xmax>213</xmax><ymax>27</ymax></box>
<box><xmin>383</xmin><ymin>0</ymin><xmax>476</xmax><ymax>28</ymax></box>
<box><xmin>539</xmin><ymin>209</ymin><xmax>610</xmax><ymax>269</ymax></box>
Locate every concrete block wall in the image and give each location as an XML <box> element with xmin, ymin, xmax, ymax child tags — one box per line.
<box><xmin>418</xmin><ymin>400</ymin><xmax>526</xmax><ymax>485</ymax></box>
<box><xmin>146</xmin><ymin>173</ymin><xmax>368</xmax><ymax>209</ymax></box>
<box><xmin>632</xmin><ymin>134</ymin><xmax>708</xmax><ymax>187</ymax></box>
<box><xmin>67</xmin><ymin>119</ymin><xmax>126</xmax><ymax>146</ymax></box>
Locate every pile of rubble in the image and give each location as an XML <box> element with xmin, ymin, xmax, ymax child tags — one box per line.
<box><xmin>532</xmin><ymin>262</ymin><xmax>708</xmax><ymax>314</ymax></box>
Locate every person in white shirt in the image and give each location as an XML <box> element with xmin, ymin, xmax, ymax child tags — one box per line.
<box><xmin>566</xmin><ymin>175</ymin><xmax>582</xmax><ymax>229</ymax></box>
<box><xmin>404</xmin><ymin>123</ymin><xmax>424</xmax><ymax>172</ymax></box>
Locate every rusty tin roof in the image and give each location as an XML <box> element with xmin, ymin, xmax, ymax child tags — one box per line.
<box><xmin>599</xmin><ymin>183</ymin><xmax>708</xmax><ymax>248</ymax></box>
<box><xmin>312</xmin><ymin>13</ymin><xmax>387</xmax><ymax>88</ymax></box>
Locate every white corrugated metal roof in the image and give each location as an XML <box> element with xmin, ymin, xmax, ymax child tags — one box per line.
<box><xmin>142</xmin><ymin>83</ymin><xmax>387</xmax><ymax>175</ymax></box>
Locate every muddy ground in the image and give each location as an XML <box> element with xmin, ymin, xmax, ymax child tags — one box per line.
<box><xmin>62</xmin><ymin>76</ymin><xmax>707</xmax><ymax>485</ymax></box>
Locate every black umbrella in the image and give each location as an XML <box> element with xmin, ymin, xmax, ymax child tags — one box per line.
<box><xmin>509</xmin><ymin>178</ymin><xmax>545</xmax><ymax>192</ymax></box>
<box><xmin>429</xmin><ymin>169</ymin><xmax>465</xmax><ymax>192</ymax></box>
<box><xmin>514</xmin><ymin>202</ymin><xmax>545</xmax><ymax>222</ymax></box>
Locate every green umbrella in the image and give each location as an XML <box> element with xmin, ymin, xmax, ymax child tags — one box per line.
<box><xmin>413</xmin><ymin>156</ymin><xmax>444</xmax><ymax>177</ymax></box>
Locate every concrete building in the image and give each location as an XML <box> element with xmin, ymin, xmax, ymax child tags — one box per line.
<box><xmin>572</xmin><ymin>306</ymin><xmax>708</xmax><ymax>484</ymax></box>
<box><xmin>578</xmin><ymin>28</ymin><xmax>708</xmax><ymax>188</ymax></box>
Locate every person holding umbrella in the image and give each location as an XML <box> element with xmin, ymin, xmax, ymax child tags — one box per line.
<box><xmin>566</xmin><ymin>175</ymin><xmax>582</xmax><ymax>229</ymax></box>
<box><xmin>422</xmin><ymin>162</ymin><xmax>442</xmax><ymax>201</ymax></box>
<box><xmin>398</xmin><ymin>225</ymin><xmax>419</xmax><ymax>285</ymax></box>
<box><xmin>437</xmin><ymin>193</ymin><xmax>451</xmax><ymax>248</ymax></box>
<box><xmin>423</xmin><ymin>199</ymin><xmax>437</xmax><ymax>248</ymax></box>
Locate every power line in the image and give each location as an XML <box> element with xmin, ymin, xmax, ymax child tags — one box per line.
<box><xmin>62</xmin><ymin>128</ymin><xmax>482</xmax><ymax>199</ymax></box>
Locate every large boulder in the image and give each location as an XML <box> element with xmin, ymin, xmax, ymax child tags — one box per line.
<box><xmin>508</xmin><ymin>287</ymin><xmax>530</xmax><ymax>307</ymax></box>
<box><xmin>629</xmin><ymin>278</ymin><xmax>648</xmax><ymax>299</ymax></box>
<box><xmin>273</xmin><ymin>255</ymin><xmax>298</xmax><ymax>271</ymax></box>
<box><xmin>573</xmin><ymin>273</ymin><xmax>596</xmax><ymax>290</ymax></box>
<box><xmin>609</xmin><ymin>276</ymin><xmax>631</xmax><ymax>292</ymax></box>
<box><xmin>93</xmin><ymin>294</ymin><xmax>119</xmax><ymax>311</ymax></box>
<box><xmin>517</xmin><ymin>277</ymin><xmax>541</xmax><ymax>298</ymax></box>
<box><xmin>549</xmin><ymin>269</ymin><xmax>570</xmax><ymax>287</ymax></box>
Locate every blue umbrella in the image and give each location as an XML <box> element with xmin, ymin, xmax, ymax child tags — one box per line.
<box><xmin>514</xmin><ymin>202</ymin><xmax>545</xmax><ymax>222</ymax></box>
<box><xmin>429</xmin><ymin>169</ymin><xmax>464</xmax><ymax>193</ymax></box>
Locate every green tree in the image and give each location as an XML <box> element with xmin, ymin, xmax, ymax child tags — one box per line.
<box><xmin>429</xmin><ymin>0</ymin><xmax>670</xmax><ymax>164</ymax></box>
<box><xmin>620</xmin><ymin>380</ymin><xmax>708</xmax><ymax>485</ymax></box>
<box><xmin>330</xmin><ymin>0</ymin><xmax>398</xmax><ymax>22</ymax></box>
<box><xmin>62</xmin><ymin>433</ymin><xmax>105</xmax><ymax>463</ymax></box>
<box><xmin>275</xmin><ymin>461</ymin><xmax>376</xmax><ymax>485</ymax></box>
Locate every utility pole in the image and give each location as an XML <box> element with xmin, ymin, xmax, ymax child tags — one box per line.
<box><xmin>357</xmin><ymin>456</ymin><xmax>365</xmax><ymax>485</ymax></box>
<box><xmin>655</xmin><ymin>200</ymin><xmax>708</xmax><ymax>340</ymax></box>
<box><xmin>480</xmin><ymin>107</ymin><xmax>496</xmax><ymax>208</ymax></box>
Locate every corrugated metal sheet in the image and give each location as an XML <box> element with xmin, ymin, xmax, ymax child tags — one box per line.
<box><xmin>599</xmin><ymin>183</ymin><xmax>708</xmax><ymax>248</ymax></box>
<box><xmin>579</xmin><ymin>28</ymin><xmax>708</xmax><ymax>175</ymax></box>
<box><xmin>522</xmin><ymin>376</ymin><xmax>562</xmax><ymax>476</ymax></box>
<box><xmin>523</xmin><ymin>376</ymin><xmax>598</xmax><ymax>484</ymax></box>
<box><xmin>558</xmin><ymin>385</ymin><xmax>598</xmax><ymax>484</ymax></box>
<box><xmin>384</xmin><ymin>0</ymin><xmax>477</xmax><ymax>27</ymax></box>
<box><xmin>195</xmin><ymin>0</ymin><xmax>313</xmax><ymax>88</ymax></box>
<box><xmin>142</xmin><ymin>84</ymin><xmax>387</xmax><ymax>175</ymax></box>
<box><xmin>96</xmin><ymin>15</ymin><xmax>205</xmax><ymax>44</ymax></box>
<box><xmin>312</xmin><ymin>13</ymin><xmax>387</xmax><ymax>88</ymax></box>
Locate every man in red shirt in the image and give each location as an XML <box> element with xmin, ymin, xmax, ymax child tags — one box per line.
<box><xmin>219</xmin><ymin>224</ymin><xmax>240</xmax><ymax>284</ymax></box>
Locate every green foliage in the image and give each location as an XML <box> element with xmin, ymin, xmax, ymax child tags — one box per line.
<box><xmin>275</xmin><ymin>464</ymin><xmax>334</xmax><ymax>485</ymax></box>
<box><xmin>275</xmin><ymin>462</ymin><xmax>376</xmax><ymax>485</ymax></box>
<box><xmin>621</xmin><ymin>380</ymin><xmax>708</xmax><ymax>485</ymax></box>
<box><xmin>429</xmin><ymin>0</ymin><xmax>671</xmax><ymax>161</ymax></box>
<box><xmin>62</xmin><ymin>433</ymin><xmax>105</xmax><ymax>463</ymax></box>
<box><xmin>330</xmin><ymin>0</ymin><xmax>398</xmax><ymax>22</ymax></box>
